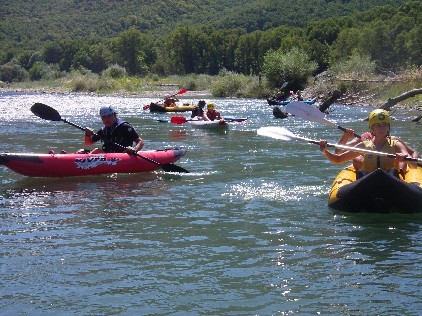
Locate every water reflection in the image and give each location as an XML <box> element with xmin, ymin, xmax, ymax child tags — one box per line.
<box><xmin>168</xmin><ymin>129</ymin><xmax>187</xmax><ymax>141</ymax></box>
<box><xmin>0</xmin><ymin>173</ymin><xmax>169</xmax><ymax>217</ymax></box>
<box><xmin>337</xmin><ymin>213</ymin><xmax>422</xmax><ymax>265</ymax></box>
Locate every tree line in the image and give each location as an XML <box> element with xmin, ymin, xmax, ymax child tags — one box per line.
<box><xmin>0</xmin><ymin>2</ymin><xmax>420</xmax><ymax>90</ymax></box>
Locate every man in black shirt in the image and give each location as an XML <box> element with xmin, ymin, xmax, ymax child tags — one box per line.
<box><xmin>82</xmin><ymin>106</ymin><xmax>144</xmax><ymax>154</ymax></box>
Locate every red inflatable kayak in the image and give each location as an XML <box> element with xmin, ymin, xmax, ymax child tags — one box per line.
<box><xmin>0</xmin><ymin>148</ymin><xmax>186</xmax><ymax>177</ymax></box>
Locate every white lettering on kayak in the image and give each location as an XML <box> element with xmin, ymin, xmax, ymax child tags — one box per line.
<box><xmin>75</xmin><ymin>156</ymin><xmax>122</xmax><ymax>170</ymax></box>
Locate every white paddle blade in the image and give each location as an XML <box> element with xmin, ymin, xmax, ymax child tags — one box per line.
<box><xmin>285</xmin><ymin>101</ymin><xmax>336</xmax><ymax>127</ymax></box>
<box><xmin>257</xmin><ymin>126</ymin><xmax>296</xmax><ymax>141</ymax></box>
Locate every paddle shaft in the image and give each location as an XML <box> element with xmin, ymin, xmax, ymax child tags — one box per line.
<box><xmin>289</xmin><ymin>132</ymin><xmax>421</xmax><ymax>164</ymax></box>
<box><xmin>335</xmin><ymin>125</ymin><xmax>361</xmax><ymax>139</ymax></box>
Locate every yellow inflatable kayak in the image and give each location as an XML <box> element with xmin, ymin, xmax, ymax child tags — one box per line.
<box><xmin>328</xmin><ymin>165</ymin><xmax>422</xmax><ymax>213</ymax></box>
<box><xmin>149</xmin><ymin>102</ymin><xmax>195</xmax><ymax>113</ymax></box>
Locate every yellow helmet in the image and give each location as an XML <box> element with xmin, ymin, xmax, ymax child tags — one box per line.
<box><xmin>207</xmin><ymin>103</ymin><xmax>214</xmax><ymax>109</ymax></box>
<box><xmin>368</xmin><ymin>109</ymin><xmax>391</xmax><ymax>129</ymax></box>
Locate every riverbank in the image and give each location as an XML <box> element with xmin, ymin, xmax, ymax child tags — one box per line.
<box><xmin>0</xmin><ymin>86</ymin><xmax>213</xmax><ymax>99</ymax></box>
<box><xmin>1</xmin><ymin>72</ymin><xmax>421</xmax><ymax>110</ymax></box>
<box><xmin>305</xmin><ymin>71</ymin><xmax>422</xmax><ymax>110</ymax></box>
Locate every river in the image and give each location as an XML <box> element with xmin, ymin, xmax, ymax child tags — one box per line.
<box><xmin>0</xmin><ymin>91</ymin><xmax>421</xmax><ymax>315</ymax></box>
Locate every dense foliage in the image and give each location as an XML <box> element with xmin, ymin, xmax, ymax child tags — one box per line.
<box><xmin>0</xmin><ymin>0</ymin><xmax>410</xmax><ymax>50</ymax></box>
<box><xmin>0</xmin><ymin>0</ymin><xmax>420</xmax><ymax>92</ymax></box>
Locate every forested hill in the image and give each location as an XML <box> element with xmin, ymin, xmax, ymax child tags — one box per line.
<box><xmin>0</xmin><ymin>0</ymin><xmax>410</xmax><ymax>51</ymax></box>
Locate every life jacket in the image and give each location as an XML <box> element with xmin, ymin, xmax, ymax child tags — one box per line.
<box><xmin>206</xmin><ymin>110</ymin><xmax>220</xmax><ymax>121</ymax></box>
<box><xmin>100</xmin><ymin>119</ymin><xmax>131</xmax><ymax>152</ymax></box>
<box><xmin>362</xmin><ymin>138</ymin><xmax>398</xmax><ymax>172</ymax></box>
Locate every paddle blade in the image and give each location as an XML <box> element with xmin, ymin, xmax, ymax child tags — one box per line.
<box><xmin>285</xmin><ymin>101</ymin><xmax>336</xmax><ymax>127</ymax></box>
<box><xmin>170</xmin><ymin>116</ymin><xmax>187</xmax><ymax>124</ymax></box>
<box><xmin>257</xmin><ymin>126</ymin><xmax>296</xmax><ymax>141</ymax></box>
<box><xmin>176</xmin><ymin>88</ymin><xmax>188</xmax><ymax>95</ymax></box>
<box><xmin>224</xmin><ymin>117</ymin><xmax>248</xmax><ymax>122</ymax></box>
<box><xmin>143</xmin><ymin>104</ymin><xmax>151</xmax><ymax>110</ymax></box>
<box><xmin>31</xmin><ymin>103</ymin><xmax>62</xmax><ymax>121</ymax></box>
<box><xmin>160</xmin><ymin>163</ymin><xmax>190</xmax><ymax>173</ymax></box>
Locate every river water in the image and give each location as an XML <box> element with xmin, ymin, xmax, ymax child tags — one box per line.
<box><xmin>0</xmin><ymin>91</ymin><xmax>421</xmax><ymax>315</ymax></box>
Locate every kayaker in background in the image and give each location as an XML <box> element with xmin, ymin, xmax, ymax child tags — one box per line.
<box><xmin>191</xmin><ymin>100</ymin><xmax>206</xmax><ymax>119</ymax></box>
<box><xmin>204</xmin><ymin>103</ymin><xmax>223</xmax><ymax>121</ymax></box>
<box><xmin>78</xmin><ymin>106</ymin><xmax>144</xmax><ymax>154</ymax></box>
<box><xmin>295</xmin><ymin>90</ymin><xmax>304</xmax><ymax>101</ymax></box>
<box><xmin>164</xmin><ymin>96</ymin><xmax>178</xmax><ymax>107</ymax></box>
<box><xmin>319</xmin><ymin>109</ymin><xmax>414</xmax><ymax>179</ymax></box>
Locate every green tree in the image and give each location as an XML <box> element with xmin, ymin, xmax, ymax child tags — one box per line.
<box><xmin>235</xmin><ymin>31</ymin><xmax>264</xmax><ymax>75</ymax></box>
<box><xmin>42</xmin><ymin>41</ymin><xmax>63</xmax><ymax>64</ymax></box>
<box><xmin>217</xmin><ymin>29</ymin><xmax>245</xmax><ymax>74</ymax></box>
<box><xmin>71</xmin><ymin>44</ymin><xmax>108</xmax><ymax>74</ymax></box>
<box><xmin>165</xmin><ymin>26</ymin><xmax>208</xmax><ymax>75</ymax></box>
<box><xmin>110</xmin><ymin>28</ymin><xmax>156</xmax><ymax>75</ymax></box>
<box><xmin>306</xmin><ymin>18</ymin><xmax>341</xmax><ymax>45</ymax></box>
<box><xmin>329</xmin><ymin>51</ymin><xmax>376</xmax><ymax>80</ymax></box>
<box><xmin>400</xmin><ymin>26</ymin><xmax>422</xmax><ymax>66</ymax></box>
<box><xmin>59</xmin><ymin>40</ymin><xmax>84</xmax><ymax>72</ymax></box>
<box><xmin>329</xmin><ymin>28</ymin><xmax>363</xmax><ymax>63</ymax></box>
<box><xmin>0</xmin><ymin>59</ymin><xmax>28</xmax><ymax>82</ymax></box>
<box><xmin>263</xmin><ymin>47</ymin><xmax>318</xmax><ymax>89</ymax></box>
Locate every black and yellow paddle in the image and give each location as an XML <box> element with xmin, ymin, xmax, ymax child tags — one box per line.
<box><xmin>257</xmin><ymin>126</ymin><xmax>422</xmax><ymax>164</ymax></box>
<box><xmin>30</xmin><ymin>103</ymin><xmax>190</xmax><ymax>173</ymax></box>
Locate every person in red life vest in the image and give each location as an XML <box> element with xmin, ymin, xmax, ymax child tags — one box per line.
<box><xmin>164</xmin><ymin>97</ymin><xmax>178</xmax><ymax>107</ymax></box>
<box><xmin>191</xmin><ymin>100</ymin><xmax>206</xmax><ymax>119</ymax></box>
<box><xmin>79</xmin><ymin>106</ymin><xmax>144</xmax><ymax>154</ymax></box>
<box><xmin>319</xmin><ymin>109</ymin><xmax>415</xmax><ymax>179</ymax></box>
<box><xmin>204</xmin><ymin>103</ymin><xmax>223</xmax><ymax>121</ymax></box>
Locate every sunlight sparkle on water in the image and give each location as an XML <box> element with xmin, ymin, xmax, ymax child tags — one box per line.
<box><xmin>225</xmin><ymin>181</ymin><xmax>325</xmax><ymax>201</ymax></box>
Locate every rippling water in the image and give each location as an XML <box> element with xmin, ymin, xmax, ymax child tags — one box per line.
<box><xmin>1</xmin><ymin>91</ymin><xmax>421</xmax><ymax>315</ymax></box>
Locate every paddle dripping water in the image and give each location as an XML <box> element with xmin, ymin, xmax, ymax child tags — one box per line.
<box><xmin>0</xmin><ymin>91</ymin><xmax>421</xmax><ymax>315</ymax></box>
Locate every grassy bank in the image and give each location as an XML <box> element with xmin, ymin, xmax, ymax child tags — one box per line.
<box><xmin>0</xmin><ymin>71</ymin><xmax>266</xmax><ymax>98</ymax></box>
<box><xmin>1</xmin><ymin>68</ymin><xmax>421</xmax><ymax>108</ymax></box>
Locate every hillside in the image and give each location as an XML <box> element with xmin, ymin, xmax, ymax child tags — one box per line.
<box><xmin>0</xmin><ymin>0</ymin><xmax>410</xmax><ymax>51</ymax></box>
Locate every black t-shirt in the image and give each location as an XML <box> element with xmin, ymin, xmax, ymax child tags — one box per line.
<box><xmin>191</xmin><ymin>106</ymin><xmax>204</xmax><ymax>118</ymax></box>
<box><xmin>92</xmin><ymin>120</ymin><xmax>139</xmax><ymax>153</ymax></box>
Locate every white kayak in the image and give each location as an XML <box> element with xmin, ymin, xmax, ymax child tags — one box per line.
<box><xmin>190</xmin><ymin>120</ymin><xmax>229</xmax><ymax>131</ymax></box>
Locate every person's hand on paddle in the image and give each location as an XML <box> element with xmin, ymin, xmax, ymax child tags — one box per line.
<box><xmin>336</xmin><ymin>128</ymin><xmax>356</xmax><ymax>154</ymax></box>
<box><xmin>84</xmin><ymin>127</ymin><xmax>95</xmax><ymax>146</ymax></box>
<box><xmin>395</xmin><ymin>153</ymin><xmax>407</xmax><ymax>162</ymax></box>
<box><xmin>124</xmin><ymin>146</ymin><xmax>137</xmax><ymax>154</ymax></box>
<box><xmin>319</xmin><ymin>140</ymin><xmax>328</xmax><ymax>153</ymax></box>
<box><xmin>342</xmin><ymin>128</ymin><xmax>355</xmax><ymax>140</ymax></box>
<box><xmin>124</xmin><ymin>138</ymin><xmax>144</xmax><ymax>154</ymax></box>
<box><xmin>84</xmin><ymin>127</ymin><xmax>94</xmax><ymax>137</ymax></box>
